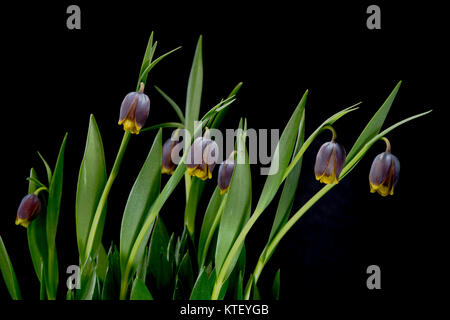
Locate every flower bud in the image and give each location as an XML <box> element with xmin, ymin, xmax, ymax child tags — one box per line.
<box><xmin>314</xmin><ymin>140</ymin><xmax>346</xmax><ymax>184</ymax></box>
<box><xmin>162</xmin><ymin>131</ymin><xmax>182</xmax><ymax>175</ymax></box>
<box><xmin>15</xmin><ymin>194</ymin><xmax>41</xmax><ymax>228</ymax></box>
<box><xmin>118</xmin><ymin>83</ymin><xmax>150</xmax><ymax>134</ymax></box>
<box><xmin>369</xmin><ymin>151</ymin><xmax>400</xmax><ymax>197</ymax></box>
<box><xmin>186</xmin><ymin>129</ymin><xmax>219</xmax><ymax>180</ymax></box>
<box><xmin>218</xmin><ymin>151</ymin><xmax>235</xmax><ymax>195</ymax></box>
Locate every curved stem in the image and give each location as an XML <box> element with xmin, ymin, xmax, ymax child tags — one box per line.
<box><xmin>381</xmin><ymin>137</ymin><xmax>391</xmax><ymax>153</ymax></box>
<box><xmin>84</xmin><ymin>131</ymin><xmax>131</xmax><ymax>263</ymax></box>
<box><xmin>322</xmin><ymin>125</ymin><xmax>337</xmax><ymax>141</ymax></box>
<box><xmin>33</xmin><ymin>186</ymin><xmax>48</xmax><ymax>196</ymax></box>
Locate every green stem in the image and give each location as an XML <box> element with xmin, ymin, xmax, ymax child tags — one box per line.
<box><xmin>84</xmin><ymin>131</ymin><xmax>131</xmax><ymax>263</ymax></box>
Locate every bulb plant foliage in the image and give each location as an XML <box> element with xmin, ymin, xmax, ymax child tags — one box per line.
<box><xmin>0</xmin><ymin>32</ymin><xmax>431</xmax><ymax>301</ymax></box>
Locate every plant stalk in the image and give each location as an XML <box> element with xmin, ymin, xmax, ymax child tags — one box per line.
<box><xmin>84</xmin><ymin>131</ymin><xmax>131</xmax><ymax>263</ymax></box>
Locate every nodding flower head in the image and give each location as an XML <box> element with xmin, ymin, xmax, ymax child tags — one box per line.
<box><xmin>369</xmin><ymin>137</ymin><xmax>400</xmax><ymax>196</ymax></box>
<box><xmin>185</xmin><ymin>128</ymin><xmax>219</xmax><ymax>180</ymax></box>
<box><xmin>218</xmin><ymin>151</ymin><xmax>235</xmax><ymax>195</ymax></box>
<box><xmin>118</xmin><ymin>82</ymin><xmax>150</xmax><ymax>134</ymax></box>
<box><xmin>314</xmin><ymin>126</ymin><xmax>346</xmax><ymax>184</ymax></box>
<box><xmin>15</xmin><ymin>194</ymin><xmax>41</xmax><ymax>228</ymax></box>
<box><xmin>162</xmin><ymin>130</ymin><xmax>182</xmax><ymax>175</ymax></box>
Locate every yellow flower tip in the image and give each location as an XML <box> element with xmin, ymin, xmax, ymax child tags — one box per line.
<box><xmin>219</xmin><ymin>186</ymin><xmax>229</xmax><ymax>195</ymax></box>
<box><xmin>316</xmin><ymin>173</ymin><xmax>338</xmax><ymax>185</ymax></box>
<box><xmin>15</xmin><ymin>218</ymin><xmax>30</xmax><ymax>228</ymax></box>
<box><xmin>161</xmin><ymin>166</ymin><xmax>175</xmax><ymax>175</ymax></box>
<box><xmin>122</xmin><ymin>119</ymin><xmax>141</xmax><ymax>134</ymax></box>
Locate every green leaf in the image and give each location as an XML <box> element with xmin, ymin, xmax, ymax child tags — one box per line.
<box><xmin>190</xmin><ymin>266</ymin><xmax>216</xmax><ymax>300</ymax></box>
<box><xmin>173</xmin><ymin>251</ymin><xmax>194</xmax><ymax>299</ymax></box>
<box><xmin>28</xmin><ymin>168</ymin><xmax>39</xmax><ymax>193</ymax></box>
<box><xmin>235</xmin><ymin>271</ymin><xmax>244</xmax><ymax>300</ymax></box>
<box><xmin>96</xmin><ymin>244</ymin><xmax>108</xmax><ymax>282</ymax></box>
<box><xmin>184</xmin><ymin>35</ymin><xmax>203</xmax><ymax>136</ymax></box>
<box><xmin>26</xmin><ymin>176</ymin><xmax>46</xmax><ymax>190</ymax></box>
<box><xmin>184</xmin><ymin>177</ymin><xmax>206</xmax><ymax>238</ymax></box>
<box><xmin>210</xmin><ymin>82</ymin><xmax>243</xmax><ymax>129</ymax></box>
<box><xmin>197</xmin><ymin>188</ymin><xmax>225</xmax><ymax>267</ymax></box>
<box><xmin>77</xmin><ymin>258</ymin><xmax>97</xmax><ymax>300</ymax></box>
<box><xmin>130</xmin><ymin>278</ymin><xmax>154</xmax><ymax>300</ymax></box>
<box><xmin>272</xmin><ymin>269</ymin><xmax>280</xmax><ymax>300</ymax></box>
<box><xmin>138</xmin><ymin>46</ymin><xmax>182</xmax><ymax>88</ymax></box>
<box><xmin>154</xmin><ymin>86</ymin><xmax>185</xmax><ymax>123</ymax></box>
<box><xmin>268</xmin><ymin>111</ymin><xmax>305</xmax><ymax>243</ymax></box>
<box><xmin>147</xmin><ymin>217</ymin><xmax>171</xmax><ymax>293</ymax></box>
<box><xmin>0</xmin><ymin>235</ymin><xmax>22</xmax><ymax>300</ymax></box>
<box><xmin>175</xmin><ymin>227</ymin><xmax>189</xmax><ymax>266</ymax></box>
<box><xmin>46</xmin><ymin>133</ymin><xmax>67</xmax><ymax>299</ymax></box>
<box><xmin>101</xmin><ymin>244</ymin><xmax>121</xmax><ymax>300</ymax></box>
<box><xmin>76</xmin><ymin>115</ymin><xmax>107</xmax><ymax>262</ymax></box>
<box><xmin>254</xmin><ymin>91</ymin><xmax>307</xmax><ymax>215</ymax></box>
<box><xmin>215</xmin><ymin>123</ymin><xmax>251</xmax><ymax>279</ymax></box>
<box><xmin>346</xmin><ymin>81</ymin><xmax>402</xmax><ymax>164</ymax></box>
<box><xmin>137</xmin><ymin>32</ymin><xmax>155</xmax><ymax>84</ymax></box>
<box><xmin>37</xmin><ymin>151</ymin><xmax>52</xmax><ymax>184</ymax></box>
<box><xmin>252</xmin><ymin>275</ymin><xmax>261</xmax><ymax>300</ymax></box>
<box><xmin>120</xmin><ymin>129</ymin><xmax>162</xmax><ymax>277</ymax></box>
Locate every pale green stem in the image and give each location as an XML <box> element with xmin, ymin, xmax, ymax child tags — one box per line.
<box><xmin>84</xmin><ymin>131</ymin><xmax>131</xmax><ymax>263</ymax></box>
<box><xmin>33</xmin><ymin>186</ymin><xmax>48</xmax><ymax>196</ymax></box>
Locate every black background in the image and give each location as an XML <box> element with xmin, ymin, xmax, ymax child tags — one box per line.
<box><xmin>0</xmin><ymin>0</ymin><xmax>447</xmax><ymax>313</ymax></box>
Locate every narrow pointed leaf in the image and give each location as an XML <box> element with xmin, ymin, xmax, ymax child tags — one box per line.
<box><xmin>0</xmin><ymin>235</ymin><xmax>21</xmax><ymax>300</ymax></box>
<box><xmin>198</xmin><ymin>188</ymin><xmax>225</xmax><ymax>267</ymax></box>
<box><xmin>37</xmin><ymin>151</ymin><xmax>52</xmax><ymax>184</ymax></box>
<box><xmin>268</xmin><ymin>112</ymin><xmax>305</xmax><ymax>243</ymax></box>
<box><xmin>46</xmin><ymin>133</ymin><xmax>67</xmax><ymax>299</ymax></box>
<box><xmin>154</xmin><ymin>86</ymin><xmax>185</xmax><ymax>123</ymax></box>
<box><xmin>254</xmin><ymin>91</ymin><xmax>307</xmax><ymax>215</ymax></box>
<box><xmin>185</xmin><ymin>36</ymin><xmax>203</xmax><ymax>136</ymax></box>
<box><xmin>215</xmin><ymin>125</ymin><xmax>251</xmax><ymax>278</ymax></box>
<box><xmin>76</xmin><ymin>115</ymin><xmax>107</xmax><ymax>262</ymax></box>
<box><xmin>120</xmin><ymin>129</ymin><xmax>162</xmax><ymax>276</ymax></box>
<box><xmin>346</xmin><ymin>81</ymin><xmax>402</xmax><ymax>164</ymax></box>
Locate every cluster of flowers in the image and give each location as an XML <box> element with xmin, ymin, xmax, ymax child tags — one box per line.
<box><xmin>15</xmin><ymin>86</ymin><xmax>400</xmax><ymax>227</ymax></box>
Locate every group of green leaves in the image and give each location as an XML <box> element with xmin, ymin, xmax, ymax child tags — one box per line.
<box><xmin>0</xmin><ymin>32</ymin><xmax>431</xmax><ymax>300</ymax></box>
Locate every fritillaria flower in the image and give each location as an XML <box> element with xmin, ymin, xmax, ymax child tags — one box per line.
<box><xmin>218</xmin><ymin>151</ymin><xmax>235</xmax><ymax>195</ymax></box>
<box><xmin>369</xmin><ymin>137</ymin><xmax>400</xmax><ymax>196</ymax></box>
<box><xmin>15</xmin><ymin>194</ymin><xmax>41</xmax><ymax>228</ymax></box>
<box><xmin>162</xmin><ymin>130</ymin><xmax>182</xmax><ymax>175</ymax></box>
<box><xmin>314</xmin><ymin>126</ymin><xmax>346</xmax><ymax>184</ymax></box>
<box><xmin>186</xmin><ymin>128</ymin><xmax>219</xmax><ymax>180</ymax></box>
<box><xmin>118</xmin><ymin>82</ymin><xmax>150</xmax><ymax>134</ymax></box>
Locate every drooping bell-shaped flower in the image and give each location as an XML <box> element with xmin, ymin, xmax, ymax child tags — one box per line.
<box><xmin>186</xmin><ymin>128</ymin><xmax>219</xmax><ymax>180</ymax></box>
<box><xmin>369</xmin><ymin>137</ymin><xmax>400</xmax><ymax>196</ymax></box>
<box><xmin>218</xmin><ymin>151</ymin><xmax>235</xmax><ymax>195</ymax></box>
<box><xmin>314</xmin><ymin>127</ymin><xmax>346</xmax><ymax>184</ymax></box>
<box><xmin>162</xmin><ymin>130</ymin><xmax>182</xmax><ymax>175</ymax></box>
<box><xmin>15</xmin><ymin>194</ymin><xmax>41</xmax><ymax>228</ymax></box>
<box><xmin>118</xmin><ymin>82</ymin><xmax>150</xmax><ymax>134</ymax></box>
